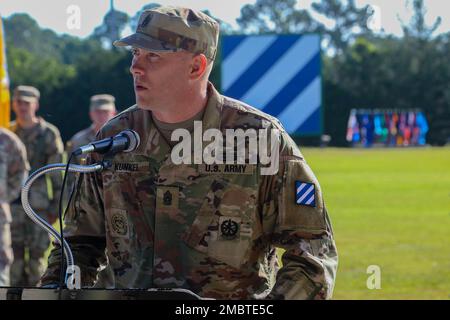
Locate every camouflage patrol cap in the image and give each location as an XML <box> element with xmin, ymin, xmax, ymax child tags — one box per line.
<box><xmin>113</xmin><ymin>6</ymin><xmax>219</xmax><ymax>60</ymax></box>
<box><xmin>90</xmin><ymin>94</ymin><xmax>116</xmax><ymax>111</ymax></box>
<box><xmin>13</xmin><ymin>85</ymin><xmax>40</xmax><ymax>102</ymax></box>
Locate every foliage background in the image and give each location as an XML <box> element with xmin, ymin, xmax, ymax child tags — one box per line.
<box><xmin>3</xmin><ymin>0</ymin><xmax>449</xmax><ymax>145</ymax></box>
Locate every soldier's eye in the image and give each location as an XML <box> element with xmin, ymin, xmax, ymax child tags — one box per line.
<box><xmin>146</xmin><ymin>52</ymin><xmax>160</xmax><ymax>62</ymax></box>
<box><xmin>131</xmin><ymin>48</ymin><xmax>139</xmax><ymax>56</ymax></box>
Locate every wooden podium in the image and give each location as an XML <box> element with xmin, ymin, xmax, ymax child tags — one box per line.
<box><xmin>0</xmin><ymin>287</ymin><xmax>206</xmax><ymax>300</ymax></box>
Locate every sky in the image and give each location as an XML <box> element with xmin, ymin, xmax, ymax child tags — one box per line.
<box><xmin>0</xmin><ymin>0</ymin><xmax>448</xmax><ymax>38</ymax></box>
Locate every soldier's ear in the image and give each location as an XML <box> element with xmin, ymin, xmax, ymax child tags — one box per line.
<box><xmin>189</xmin><ymin>54</ymin><xmax>207</xmax><ymax>80</ymax></box>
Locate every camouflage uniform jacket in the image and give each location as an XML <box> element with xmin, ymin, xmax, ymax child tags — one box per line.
<box><xmin>42</xmin><ymin>83</ymin><xmax>338</xmax><ymax>299</ymax></box>
<box><xmin>10</xmin><ymin>118</ymin><xmax>64</xmax><ymax>212</ymax></box>
<box><xmin>66</xmin><ymin>126</ymin><xmax>97</xmax><ymax>163</ymax></box>
<box><xmin>0</xmin><ymin>128</ymin><xmax>29</xmax><ymax>222</ymax></box>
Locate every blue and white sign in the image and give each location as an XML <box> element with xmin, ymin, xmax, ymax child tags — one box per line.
<box><xmin>221</xmin><ymin>34</ymin><xmax>322</xmax><ymax>135</ymax></box>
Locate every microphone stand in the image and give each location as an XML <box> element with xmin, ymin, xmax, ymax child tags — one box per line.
<box><xmin>13</xmin><ymin>156</ymin><xmax>208</xmax><ymax>300</ymax></box>
<box><xmin>20</xmin><ymin>160</ymin><xmax>112</xmax><ymax>288</ymax></box>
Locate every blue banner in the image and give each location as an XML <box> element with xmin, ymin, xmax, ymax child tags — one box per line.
<box><xmin>221</xmin><ymin>34</ymin><xmax>322</xmax><ymax>135</ymax></box>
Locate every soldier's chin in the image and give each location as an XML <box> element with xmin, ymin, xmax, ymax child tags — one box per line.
<box><xmin>136</xmin><ymin>98</ymin><xmax>152</xmax><ymax>110</ymax></box>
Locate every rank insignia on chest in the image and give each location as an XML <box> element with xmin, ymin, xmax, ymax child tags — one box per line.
<box><xmin>163</xmin><ymin>190</ymin><xmax>172</xmax><ymax>206</ymax></box>
<box><xmin>156</xmin><ymin>186</ymin><xmax>179</xmax><ymax>209</ymax></box>
<box><xmin>295</xmin><ymin>181</ymin><xmax>316</xmax><ymax>207</ymax></box>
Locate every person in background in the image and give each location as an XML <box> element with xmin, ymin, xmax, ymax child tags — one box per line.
<box><xmin>9</xmin><ymin>85</ymin><xmax>64</xmax><ymax>286</ymax></box>
<box><xmin>0</xmin><ymin>128</ymin><xmax>29</xmax><ymax>286</ymax></box>
<box><xmin>66</xmin><ymin>94</ymin><xmax>117</xmax><ymax>163</ymax></box>
<box><xmin>65</xmin><ymin>94</ymin><xmax>117</xmax><ymax>287</ymax></box>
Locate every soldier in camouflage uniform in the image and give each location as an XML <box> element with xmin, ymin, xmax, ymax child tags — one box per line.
<box><xmin>41</xmin><ymin>6</ymin><xmax>338</xmax><ymax>299</ymax></box>
<box><xmin>0</xmin><ymin>128</ymin><xmax>29</xmax><ymax>286</ymax></box>
<box><xmin>65</xmin><ymin>95</ymin><xmax>117</xmax><ymax>287</ymax></box>
<box><xmin>9</xmin><ymin>85</ymin><xmax>64</xmax><ymax>286</ymax></box>
<box><xmin>66</xmin><ymin>94</ymin><xmax>117</xmax><ymax>163</ymax></box>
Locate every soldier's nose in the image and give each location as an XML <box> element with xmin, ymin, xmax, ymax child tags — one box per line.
<box><xmin>130</xmin><ymin>59</ymin><xmax>144</xmax><ymax>76</ymax></box>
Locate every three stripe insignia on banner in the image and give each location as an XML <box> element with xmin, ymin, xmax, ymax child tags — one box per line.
<box><xmin>221</xmin><ymin>34</ymin><xmax>322</xmax><ymax>135</ymax></box>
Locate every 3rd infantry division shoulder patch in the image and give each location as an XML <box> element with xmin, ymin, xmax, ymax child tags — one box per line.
<box><xmin>295</xmin><ymin>181</ymin><xmax>316</xmax><ymax>207</ymax></box>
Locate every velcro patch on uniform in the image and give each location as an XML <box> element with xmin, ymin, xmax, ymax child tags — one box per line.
<box><xmin>112</xmin><ymin>161</ymin><xmax>149</xmax><ymax>172</ymax></box>
<box><xmin>295</xmin><ymin>181</ymin><xmax>316</xmax><ymax>207</ymax></box>
<box><xmin>107</xmin><ymin>208</ymin><xmax>129</xmax><ymax>238</ymax></box>
<box><xmin>198</xmin><ymin>164</ymin><xmax>255</xmax><ymax>175</ymax></box>
<box><xmin>114</xmin><ymin>162</ymin><xmax>139</xmax><ymax>172</ymax></box>
<box><xmin>218</xmin><ymin>216</ymin><xmax>241</xmax><ymax>240</ymax></box>
<box><xmin>156</xmin><ymin>186</ymin><xmax>179</xmax><ymax>209</ymax></box>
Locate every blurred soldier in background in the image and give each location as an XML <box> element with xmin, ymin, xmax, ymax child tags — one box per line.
<box><xmin>9</xmin><ymin>85</ymin><xmax>64</xmax><ymax>286</ymax></box>
<box><xmin>65</xmin><ymin>94</ymin><xmax>117</xmax><ymax>195</ymax></box>
<box><xmin>0</xmin><ymin>128</ymin><xmax>29</xmax><ymax>286</ymax></box>
<box><xmin>65</xmin><ymin>94</ymin><xmax>117</xmax><ymax>287</ymax></box>
<box><xmin>66</xmin><ymin>94</ymin><xmax>117</xmax><ymax>163</ymax></box>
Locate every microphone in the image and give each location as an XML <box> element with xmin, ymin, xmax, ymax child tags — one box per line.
<box><xmin>73</xmin><ymin>129</ymin><xmax>140</xmax><ymax>156</ymax></box>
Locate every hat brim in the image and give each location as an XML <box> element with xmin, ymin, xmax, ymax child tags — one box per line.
<box><xmin>90</xmin><ymin>104</ymin><xmax>116</xmax><ymax>111</ymax></box>
<box><xmin>113</xmin><ymin>32</ymin><xmax>178</xmax><ymax>52</ymax></box>
<box><xmin>14</xmin><ymin>96</ymin><xmax>38</xmax><ymax>103</ymax></box>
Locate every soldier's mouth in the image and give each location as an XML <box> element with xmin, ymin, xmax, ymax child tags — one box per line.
<box><xmin>135</xmin><ymin>85</ymin><xmax>147</xmax><ymax>91</ymax></box>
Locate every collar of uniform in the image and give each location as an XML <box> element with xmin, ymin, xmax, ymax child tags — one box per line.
<box><xmin>14</xmin><ymin>116</ymin><xmax>46</xmax><ymax>135</ymax></box>
<box><xmin>136</xmin><ymin>109</ymin><xmax>172</xmax><ymax>164</ymax></box>
<box><xmin>202</xmin><ymin>82</ymin><xmax>223</xmax><ymax>132</ymax></box>
<box><xmin>145</xmin><ymin>82</ymin><xmax>222</xmax><ymax>158</ymax></box>
<box><xmin>130</xmin><ymin>83</ymin><xmax>223</xmax><ymax>165</ymax></box>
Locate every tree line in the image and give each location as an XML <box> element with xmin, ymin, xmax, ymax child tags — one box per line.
<box><xmin>4</xmin><ymin>0</ymin><xmax>449</xmax><ymax>145</ymax></box>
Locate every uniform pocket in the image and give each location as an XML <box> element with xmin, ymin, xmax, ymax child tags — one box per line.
<box><xmin>183</xmin><ymin>214</ymin><xmax>253</xmax><ymax>269</ymax></box>
<box><xmin>206</xmin><ymin>216</ymin><xmax>254</xmax><ymax>269</ymax></box>
<box><xmin>182</xmin><ymin>172</ymin><xmax>260</xmax><ymax>269</ymax></box>
<box><xmin>278</xmin><ymin>159</ymin><xmax>327</xmax><ymax>232</ymax></box>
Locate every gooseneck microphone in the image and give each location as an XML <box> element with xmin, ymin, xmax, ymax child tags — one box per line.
<box><xmin>73</xmin><ymin>129</ymin><xmax>140</xmax><ymax>156</ymax></box>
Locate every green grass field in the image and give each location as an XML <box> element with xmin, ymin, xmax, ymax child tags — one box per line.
<box><xmin>45</xmin><ymin>147</ymin><xmax>449</xmax><ymax>299</ymax></box>
<box><xmin>298</xmin><ymin>147</ymin><xmax>450</xmax><ymax>300</ymax></box>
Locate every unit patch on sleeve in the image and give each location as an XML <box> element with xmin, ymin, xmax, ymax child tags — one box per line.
<box><xmin>295</xmin><ymin>181</ymin><xmax>316</xmax><ymax>207</ymax></box>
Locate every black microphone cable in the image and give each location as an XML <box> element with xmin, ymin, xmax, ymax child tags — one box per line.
<box><xmin>54</xmin><ymin>130</ymin><xmax>140</xmax><ymax>298</ymax></box>
<box><xmin>57</xmin><ymin>152</ymin><xmax>75</xmax><ymax>299</ymax></box>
